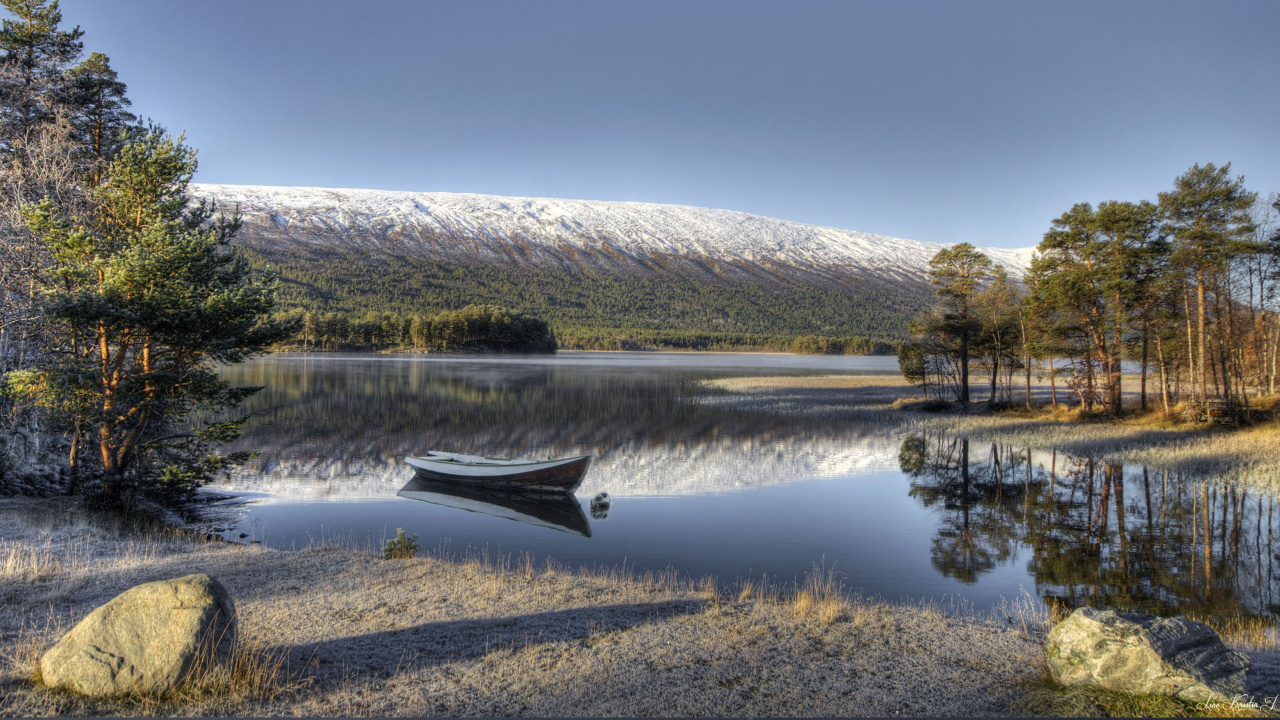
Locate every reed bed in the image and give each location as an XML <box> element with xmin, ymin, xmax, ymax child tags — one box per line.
<box><xmin>912</xmin><ymin>414</ymin><xmax>1280</xmax><ymax>493</ymax></box>
<box><xmin>1188</xmin><ymin>613</ymin><xmax>1280</xmax><ymax>654</ymax></box>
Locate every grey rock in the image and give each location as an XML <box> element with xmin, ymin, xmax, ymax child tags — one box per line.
<box><xmin>1046</xmin><ymin>607</ymin><xmax>1249</xmax><ymax>703</ymax></box>
<box><xmin>39</xmin><ymin>573</ymin><xmax>236</xmax><ymax>697</ymax></box>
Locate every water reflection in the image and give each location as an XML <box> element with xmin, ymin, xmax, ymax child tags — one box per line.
<box><xmin>900</xmin><ymin>432</ymin><xmax>1280</xmax><ymax>618</ymax></box>
<box><xmin>396</xmin><ymin>477</ymin><xmax>592</xmax><ymax>537</ymax></box>
<box><xmin>217</xmin><ymin>353</ymin><xmax>904</xmax><ymax>498</ymax></box>
<box><xmin>590</xmin><ymin>492</ymin><xmax>611</xmax><ymax>520</ymax></box>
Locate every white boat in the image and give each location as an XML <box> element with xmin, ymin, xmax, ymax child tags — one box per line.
<box><xmin>404</xmin><ymin>451</ymin><xmax>592</xmax><ymax>493</ymax></box>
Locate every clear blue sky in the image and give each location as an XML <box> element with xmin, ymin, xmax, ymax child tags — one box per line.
<box><xmin>58</xmin><ymin>0</ymin><xmax>1279</xmax><ymax>249</ymax></box>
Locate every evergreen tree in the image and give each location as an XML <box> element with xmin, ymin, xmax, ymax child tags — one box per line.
<box><xmin>0</xmin><ymin>0</ymin><xmax>82</xmax><ymax>147</ymax></box>
<box><xmin>1092</xmin><ymin>199</ymin><xmax>1162</xmax><ymax>413</ymax></box>
<box><xmin>927</xmin><ymin>243</ymin><xmax>993</xmax><ymax>404</ymax></box>
<box><xmin>1028</xmin><ymin>203</ymin><xmax>1112</xmax><ymax>412</ymax></box>
<box><xmin>897</xmin><ymin>341</ymin><xmax>928</xmax><ymax>399</ymax></box>
<box><xmin>971</xmin><ymin>266</ymin><xmax>1022</xmax><ymax>405</ymax></box>
<box><xmin>7</xmin><ymin>128</ymin><xmax>290</xmax><ymax>501</ymax></box>
<box><xmin>1159</xmin><ymin>163</ymin><xmax>1256</xmax><ymax>404</ymax></box>
<box><xmin>64</xmin><ymin>51</ymin><xmax>134</xmax><ymax>179</ymax></box>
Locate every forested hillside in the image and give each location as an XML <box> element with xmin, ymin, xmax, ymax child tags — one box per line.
<box><xmin>246</xmin><ymin>247</ymin><xmax>924</xmax><ymax>351</ymax></box>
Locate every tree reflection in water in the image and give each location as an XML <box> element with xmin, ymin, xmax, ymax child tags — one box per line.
<box><xmin>900</xmin><ymin>432</ymin><xmax>1280</xmax><ymax>619</ymax></box>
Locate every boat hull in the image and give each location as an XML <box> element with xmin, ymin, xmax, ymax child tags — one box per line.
<box><xmin>404</xmin><ymin>455</ymin><xmax>591</xmax><ymax>493</ymax></box>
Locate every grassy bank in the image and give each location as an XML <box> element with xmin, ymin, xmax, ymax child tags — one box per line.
<box><xmin>1</xmin><ymin>497</ymin><xmax>1049</xmax><ymax>717</ymax></box>
<box><xmin>909</xmin><ymin>412</ymin><xmax>1280</xmax><ymax>492</ymax></box>
<box><xmin>699</xmin><ymin>374</ymin><xmax>1280</xmax><ymax>493</ymax></box>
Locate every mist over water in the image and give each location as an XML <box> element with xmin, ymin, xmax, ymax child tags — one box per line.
<box><xmin>213</xmin><ymin>352</ymin><xmax>1280</xmax><ymax>617</ymax></box>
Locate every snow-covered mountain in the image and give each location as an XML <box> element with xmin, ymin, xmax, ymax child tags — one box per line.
<box><xmin>189</xmin><ymin>183</ymin><xmax>1033</xmax><ymax>285</ymax></box>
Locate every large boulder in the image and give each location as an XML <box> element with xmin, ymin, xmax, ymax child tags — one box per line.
<box><xmin>1046</xmin><ymin>607</ymin><xmax>1249</xmax><ymax>703</ymax></box>
<box><xmin>40</xmin><ymin>573</ymin><xmax>236</xmax><ymax>697</ymax></box>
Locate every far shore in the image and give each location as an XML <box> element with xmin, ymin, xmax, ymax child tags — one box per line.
<box><xmin>266</xmin><ymin>346</ymin><xmax>901</xmax><ymax>357</ymax></box>
<box><xmin>699</xmin><ymin>373</ymin><xmax>1280</xmax><ymax>492</ymax></box>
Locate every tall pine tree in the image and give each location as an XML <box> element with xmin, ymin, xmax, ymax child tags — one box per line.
<box><xmin>0</xmin><ymin>0</ymin><xmax>82</xmax><ymax>148</ymax></box>
<box><xmin>64</xmin><ymin>51</ymin><xmax>134</xmax><ymax>180</ymax></box>
<box><xmin>1159</xmin><ymin>163</ymin><xmax>1256</xmax><ymax>404</ymax></box>
<box><xmin>927</xmin><ymin>243</ymin><xmax>993</xmax><ymax>405</ymax></box>
<box><xmin>9</xmin><ymin>128</ymin><xmax>291</xmax><ymax>500</ymax></box>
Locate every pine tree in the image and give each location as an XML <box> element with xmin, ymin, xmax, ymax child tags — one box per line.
<box><xmin>1027</xmin><ymin>203</ymin><xmax>1109</xmax><ymax>412</ymax></box>
<box><xmin>64</xmin><ymin>51</ymin><xmax>134</xmax><ymax>180</ymax></box>
<box><xmin>1092</xmin><ymin>199</ymin><xmax>1162</xmax><ymax>413</ymax></box>
<box><xmin>7</xmin><ymin>128</ymin><xmax>291</xmax><ymax>501</ymax></box>
<box><xmin>0</xmin><ymin>0</ymin><xmax>83</xmax><ymax>147</ymax></box>
<box><xmin>1159</xmin><ymin>163</ymin><xmax>1256</xmax><ymax>404</ymax></box>
<box><xmin>927</xmin><ymin>243</ymin><xmax>993</xmax><ymax>405</ymax></box>
<box><xmin>971</xmin><ymin>266</ymin><xmax>1022</xmax><ymax>404</ymax></box>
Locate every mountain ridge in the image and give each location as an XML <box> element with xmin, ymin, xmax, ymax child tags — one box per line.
<box><xmin>188</xmin><ymin>183</ymin><xmax>1034</xmax><ymax>342</ymax></box>
<box><xmin>190</xmin><ymin>183</ymin><xmax>1033</xmax><ymax>277</ymax></box>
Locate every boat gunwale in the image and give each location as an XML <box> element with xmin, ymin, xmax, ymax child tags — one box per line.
<box><xmin>408</xmin><ymin>453</ymin><xmax>592</xmax><ymax>469</ymax></box>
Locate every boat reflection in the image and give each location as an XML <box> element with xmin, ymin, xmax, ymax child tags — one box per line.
<box><xmin>396</xmin><ymin>476</ymin><xmax>593</xmax><ymax>537</ymax></box>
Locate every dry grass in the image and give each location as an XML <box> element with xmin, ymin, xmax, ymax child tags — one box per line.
<box><xmin>785</xmin><ymin>562</ymin><xmax>851</xmax><ymax>626</ymax></box>
<box><xmin>2</xmin><ymin>541</ymin><xmax>62</xmax><ymax>583</ymax></box>
<box><xmin>164</xmin><ymin>625</ymin><xmax>311</xmax><ymax>707</ymax></box>
<box><xmin>993</xmin><ymin>588</ymin><xmax>1070</xmax><ymax>640</ymax></box>
<box><xmin>701</xmin><ymin>374</ymin><xmax>910</xmax><ymax>393</ymax></box>
<box><xmin>1018</xmin><ymin>673</ymin><xmax>1277</xmax><ymax>718</ymax></box>
<box><xmin>913</xmin><ymin>414</ymin><xmax>1280</xmax><ymax>493</ymax></box>
<box><xmin>0</xmin><ymin>610</ymin><xmax>65</xmax><ymax>685</ymax></box>
<box><xmin>1190</xmin><ymin>613</ymin><xmax>1280</xmax><ymax>653</ymax></box>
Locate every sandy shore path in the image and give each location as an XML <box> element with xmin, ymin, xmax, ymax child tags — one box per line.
<box><xmin>1</xmin><ymin>497</ymin><xmax>1043</xmax><ymax>717</ymax></box>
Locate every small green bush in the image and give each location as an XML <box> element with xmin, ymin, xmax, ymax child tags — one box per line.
<box><xmin>382</xmin><ymin>528</ymin><xmax>418</xmax><ymax>559</ymax></box>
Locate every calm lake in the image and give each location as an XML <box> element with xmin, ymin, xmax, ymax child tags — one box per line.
<box><xmin>213</xmin><ymin>351</ymin><xmax>1280</xmax><ymax>619</ymax></box>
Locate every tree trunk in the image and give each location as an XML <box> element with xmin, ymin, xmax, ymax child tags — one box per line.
<box><xmin>1156</xmin><ymin>332</ymin><xmax>1170</xmax><ymax>415</ymax></box>
<box><xmin>1025</xmin><ymin>354</ymin><xmax>1033</xmax><ymax>410</ymax></box>
<box><xmin>989</xmin><ymin>350</ymin><xmax>998</xmax><ymax>405</ymax></box>
<box><xmin>1113</xmin><ymin>289</ymin><xmax>1125</xmax><ymax>416</ymax></box>
<box><xmin>1049</xmin><ymin>357</ymin><xmax>1058</xmax><ymax>410</ymax></box>
<box><xmin>1218</xmin><ymin>281</ymin><xmax>1234</xmax><ymax>403</ymax></box>
<box><xmin>1197</xmin><ymin>267</ymin><xmax>1209</xmax><ymax>403</ymax></box>
<box><xmin>1264</xmin><ymin>308</ymin><xmax>1274</xmax><ymax>392</ymax></box>
<box><xmin>1140</xmin><ymin>321</ymin><xmax>1149</xmax><ymax>412</ymax></box>
<box><xmin>1185</xmin><ymin>285</ymin><xmax>1197</xmax><ymax>403</ymax></box>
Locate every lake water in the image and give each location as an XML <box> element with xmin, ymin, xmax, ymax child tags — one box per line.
<box><xmin>212</xmin><ymin>351</ymin><xmax>1280</xmax><ymax>618</ymax></box>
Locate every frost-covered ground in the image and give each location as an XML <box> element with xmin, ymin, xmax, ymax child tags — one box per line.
<box><xmin>1</xmin><ymin>497</ymin><xmax>1045</xmax><ymax>717</ymax></box>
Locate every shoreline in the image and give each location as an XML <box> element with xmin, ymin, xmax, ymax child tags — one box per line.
<box><xmin>1</xmin><ymin>496</ymin><xmax>1045</xmax><ymax>717</ymax></box>
<box><xmin>700</xmin><ymin>374</ymin><xmax>1280</xmax><ymax>492</ymax></box>
<box><xmin>265</xmin><ymin>346</ymin><xmax>898</xmax><ymax>358</ymax></box>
